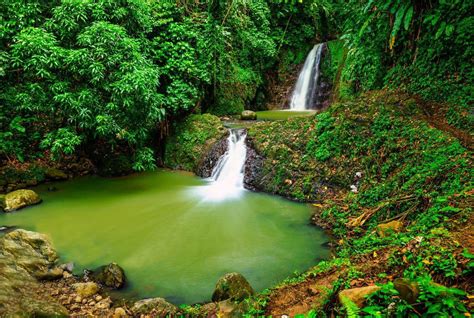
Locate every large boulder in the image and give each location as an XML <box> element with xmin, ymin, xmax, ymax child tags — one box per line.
<box><xmin>241</xmin><ymin>110</ymin><xmax>257</xmax><ymax>120</ymax></box>
<box><xmin>0</xmin><ymin>230</ymin><xmax>68</xmax><ymax>316</ymax></box>
<box><xmin>132</xmin><ymin>298</ymin><xmax>178</xmax><ymax>316</ymax></box>
<box><xmin>92</xmin><ymin>262</ymin><xmax>126</xmax><ymax>289</ymax></box>
<box><xmin>211</xmin><ymin>272</ymin><xmax>254</xmax><ymax>302</ymax></box>
<box><xmin>3</xmin><ymin>189</ymin><xmax>41</xmax><ymax>212</ymax></box>
<box><xmin>338</xmin><ymin>285</ymin><xmax>380</xmax><ymax>308</ymax></box>
<box><xmin>376</xmin><ymin>220</ymin><xmax>403</xmax><ymax>237</ymax></box>
<box><xmin>1</xmin><ymin>229</ymin><xmax>58</xmax><ymax>278</ymax></box>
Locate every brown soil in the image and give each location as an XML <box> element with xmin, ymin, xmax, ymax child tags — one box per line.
<box><xmin>265</xmin><ymin>247</ymin><xmax>396</xmax><ymax>316</ymax></box>
<box><xmin>265</xmin><ymin>269</ymin><xmax>343</xmax><ymax>317</ymax></box>
<box><xmin>420</xmin><ymin>104</ymin><xmax>474</xmax><ymax>150</ymax></box>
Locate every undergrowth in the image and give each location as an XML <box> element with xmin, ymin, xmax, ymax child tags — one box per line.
<box><xmin>247</xmin><ymin>90</ymin><xmax>473</xmax><ymax>316</ymax></box>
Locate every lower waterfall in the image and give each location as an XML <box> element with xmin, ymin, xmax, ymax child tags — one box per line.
<box><xmin>197</xmin><ymin>129</ymin><xmax>247</xmax><ymax>201</ymax></box>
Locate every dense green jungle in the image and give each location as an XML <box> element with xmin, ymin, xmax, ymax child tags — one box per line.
<box><xmin>0</xmin><ymin>0</ymin><xmax>472</xmax><ymax>317</ymax></box>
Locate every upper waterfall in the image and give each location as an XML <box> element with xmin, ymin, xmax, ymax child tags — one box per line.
<box><xmin>196</xmin><ymin>129</ymin><xmax>247</xmax><ymax>201</ymax></box>
<box><xmin>289</xmin><ymin>43</ymin><xmax>325</xmax><ymax>110</ymax></box>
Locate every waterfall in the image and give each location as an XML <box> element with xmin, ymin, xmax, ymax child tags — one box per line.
<box><xmin>196</xmin><ymin>129</ymin><xmax>247</xmax><ymax>201</ymax></box>
<box><xmin>289</xmin><ymin>43</ymin><xmax>325</xmax><ymax>111</ymax></box>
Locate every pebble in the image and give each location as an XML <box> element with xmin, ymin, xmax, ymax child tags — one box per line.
<box><xmin>95</xmin><ymin>295</ymin><xmax>103</xmax><ymax>302</ymax></box>
<box><xmin>114</xmin><ymin>307</ymin><xmax>127</xmax><ymax>317</ymax></box>
<box><xmin>63</xmin><ymin>271</ymin><xmax>72</xmax><ymax>278</ymax></box>
<box><xmin>60</xmin><ymin>262</ymin><xmax>74</xmax><ymax>272</ymax></box>
<box><xmin>96</xmin><ymin>297</ymin><xmax>112</xmax><ymax>310</ymax></box>
<box><xmin>75</xmin><ymin>296</ymin><xmax>82</xmax><ymax>303</ymax></box>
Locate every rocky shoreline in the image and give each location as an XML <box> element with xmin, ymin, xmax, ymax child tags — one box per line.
<box><xmin>0</xmin><ymin>219</ymin><xmax>260</xmax><ymax>317</ymax></box>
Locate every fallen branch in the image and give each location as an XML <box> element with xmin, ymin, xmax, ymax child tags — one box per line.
<box><xmin>347</xmin><ymin>195</ymin><xmax>417</xmax><ymax>228</ymax></box>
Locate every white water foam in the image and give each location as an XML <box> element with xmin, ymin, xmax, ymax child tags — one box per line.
<box><xmin>194</xmin><ymin>129</ymin><xmax>247</xmax><ymax>201</ymax></box>
<box><xmin>289</xmin><ymin>43</ymin><xmax>324</xmax><ymax>110</ymax></box>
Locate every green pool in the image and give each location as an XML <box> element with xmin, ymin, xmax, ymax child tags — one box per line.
<box><xmin>0</xmin><ymin>170</ymin><xmax>329</xmax><ymax>304</ymax></box>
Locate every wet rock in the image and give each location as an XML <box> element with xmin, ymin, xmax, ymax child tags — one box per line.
<box><xmin>2</xmin><ymin>229</ymin><xmax>58</xmax><ymax>277</ymax></box>
<box><xmin>338</xmin><ymin>285</ymin><xmax>380</xmax><ymax>308</ymax></box>
<box><xmin>60</xmin><ymin>262</ymin><xmax>74</xmax><ymax>273</ymax></box>
<box><xmin>131</xmin><ymin>298</ymin><xmax>178</xmax><ymax>316</ymax></box>
<box><xmin>211</xmin><ymin>272</ymin><xmax>254</xmax><ymax>302</ymax></box>
<box><xmin>0</xmin><ymin>225</ymin><xmax>15</xmax><ymax>233</ymax></box>
<box><xmin>394</xmin><ymin>278</ymin><xmax>419</xmax><ymax>304</ymax></box>
<box><xmin>3</xmin><ymin>189</ymin><xmax>41</xmax><ymax>212</ymax></box>
<box><xmin>241</xmin><ymin>110</ymin><xmax>257</xmax><ymax>120</ymax></box>
<box><xmin>377</xmin><ymin>220</ymin><xmax>403</xmax><ymax>237</ymax></box>
<box><xmin>243</xmin><ymin>140</ymin><xmax>264</xmax><ymax>191</ymax></box>
<box><xmin>197</xmin><ymin>136</ymin><xmax>228</xmax><ymax>178</ymax></box>
<box><xmin>45</xmin><ymin>168</ymin><xmax>68</xmax><ymax>180</ymax></box>
<box><xmin>0</xmin><ymin>231</ymin><xmax>68</xmax><ymax>317</ymax></box>
<box><xmin>92</xmin><ymin>262</ymin><xmax>126</xmax><ymax>289</ymax></box>
<box><xmin>72</xmin><ymin>282</ymin><xmax>100</xmax><ymax>297</ymax></box>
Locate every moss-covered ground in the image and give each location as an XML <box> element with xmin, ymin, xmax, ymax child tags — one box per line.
<box><xmin>164</xmin><ymin>114</ymin><xmax>227</xmax><ymax>172</ymax></box>
<box><xmin>243</xmin><ymin>90</ymin><xmax>473</xmax><ymax>316</ymax></box>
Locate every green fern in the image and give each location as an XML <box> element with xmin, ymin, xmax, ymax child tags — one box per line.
<box><xmin>340</xmin><ymin>295</ymin><xmax>361</xmax><ymax>318</ymax></box>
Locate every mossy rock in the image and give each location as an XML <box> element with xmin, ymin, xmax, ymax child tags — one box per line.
<box><xmin>91</xmin><ymin>262</ymin><xmax>126</xmax><ymax>289</ymax></box>
<box><xmin>132</xmin><ymin>298</ymin><xmax>178</xmax><ymax>316</ymax></box>
<box><xmin>393</xmin><ymin>278</ymin><xmax>419</xmax><ymax>304</ymax></box>
<box><xmin>241</xmin><ymin>110</ymin><xmax>257</xmax><ymax>120</ymax></box>
<box><xmin>165</xmin><ymin>114</ymin><xmax>227</xmax><ymax>172</ymax></box>
<box><xmin>1</xmin><ymin>229</ymin><xmax>58</xmax><ymax>278</ymax></box>
<box><xmin>211</xmin><ymin>272</ymin><xmax>254</xmax><ymax>302</ymax></box>
<box><xmin>72</xmin><ymin>282</ymin><xmax>100</xmax><ymax>298</ymax></box>
<box><xmin>45</xmin><ymin>168</ymin><xmax>68</xmax><ymax>180</ymax></box>
<box><xmin>3</xmin><ymin>189</ymin><xmax>42</xmax><ymax>212</ymax></box>
<box><xmin>338</xmin><ymin>285</ymin><xmax>381</xmax><ymax>308</ymax></box>
<box><xmin>0</xmin><ymin>230</ymin><xmax>67</xmax><ymax>316</ymax></box>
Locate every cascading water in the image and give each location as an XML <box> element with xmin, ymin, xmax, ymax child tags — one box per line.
<box><xmin>196</xmin><ymin>129</ymin><xmax>247</xmax><ymax>201</ymax></box>
<box><xmin>289</xmin><ymin>43</ymin><xmax>325</xmax><ymax>110</ymax></box>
